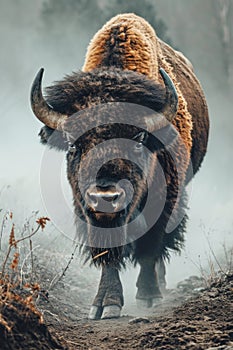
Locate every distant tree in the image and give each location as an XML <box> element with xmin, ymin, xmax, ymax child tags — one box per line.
<box><xmin>213</xmin><ymin>0</ymin><xmax>233</xmax><ymax>91</ymax></box>
<box><xmin>40</xmin><ymin>0</ymin><xmax>107</xmax><ymax>67</ymax></box>
<box><xmin>41</xmin><ymin>0</ymin><xmax>105</xmax><ymax>34</ymax></box>
<box><xmin>41</xmin><ymin>0</ymin><xmax>171</xmax><ymax>47</ymax></box>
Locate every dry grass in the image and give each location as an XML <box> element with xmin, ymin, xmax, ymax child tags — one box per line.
<box><xmin>191</xmin><ymin>222</ymin><xmax>233</xmax><ymax>288</ymax></box>
<box><xmin>0</xmin><ymin>212</ymin><xmax>50</xmax><ymax>332</ymax></box>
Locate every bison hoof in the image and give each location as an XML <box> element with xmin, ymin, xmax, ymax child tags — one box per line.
<box><xmin>136</xmin><ymin>298</ymin><xmax>153</xmax><ymax>308</ymax></box>
<box><xmin>88</xmin><ymin>305</ymin><xmax>103</xmax><ymax>320</ymax></box>
<box><xmin>136</xmin><ymin>296</ymin><xmax>163</xmax><ymax>309</ymax></box>
<box><xmin>101</xmin><ymin>305</ymin><xmax>121</xmax><ymax>319</ymax></box>
<box><xmin>152</xmin><ymin>297</ymin><xmax>163</xmax><ymax>307</ymax></box>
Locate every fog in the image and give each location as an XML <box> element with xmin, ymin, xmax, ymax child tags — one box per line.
<box><xmin>0</xmin><ymin>0</ymin><xmax>232</xmax><ymax>305</ymax></box>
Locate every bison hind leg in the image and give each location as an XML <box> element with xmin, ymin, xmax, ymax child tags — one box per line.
<box><xmin>156</xmin><ymin>257</ymin><xmax>167</xmax><ymax>293</ymax></box>
<box><xmin>136</xmin><ymin>256</ymin><xmax>164</xmax><ymax>308</ymax></box>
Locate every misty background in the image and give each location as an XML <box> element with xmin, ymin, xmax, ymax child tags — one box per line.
<box><xmin>0</xmin><ymin>0</ymin><xmax>233</xmax><ymax>306</ymax></box>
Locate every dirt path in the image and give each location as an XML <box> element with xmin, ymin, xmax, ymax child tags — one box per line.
<box><xmin>45</xmin><ymin>274</ymin><xmax>233</xmax><ymax>350</ymax></box>
<box><xmin>1</xmin><ymin>266</ymin><xmax>232</xmax><ymax>349</ymax></box>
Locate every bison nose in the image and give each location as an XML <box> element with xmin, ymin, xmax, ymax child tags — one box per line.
<box><xmin>85</xmin><ymin>186</ymin><xmax>126</xmax><ymax>213</ymax></box>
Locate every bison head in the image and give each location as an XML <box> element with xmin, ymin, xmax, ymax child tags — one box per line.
<box><xmin>31</xmin><ymin>67</ymin><xmax>181</xmax><ymax>259</ymax></box>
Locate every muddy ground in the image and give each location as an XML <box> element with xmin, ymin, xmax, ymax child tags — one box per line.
<box><xmin>1</xmin><ymin>269</ymin><xmax>232</xmax><ymax>350</ymax></box>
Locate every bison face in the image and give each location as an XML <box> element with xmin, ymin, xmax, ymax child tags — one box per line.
<box><xmin>31</xmin><ymin>67</ymin><xmax>180</xmax><ymax>249</ymax></box>
<box><xmin>66</xmin><ymin>122</ymin><xmax>152</xmax><ymax>229</ymax></box>
<box><xmin>65</xmin><ymin>115</ymin><xmax>168</xmax><ymax>249</ymax></box>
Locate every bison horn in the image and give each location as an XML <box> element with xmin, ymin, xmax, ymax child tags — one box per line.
<box><xmin>160</xmin><ymin>68</ymin><xmax>178</xmax><ymax>121</ymax></box>
<box><xmin>146</xmin><ymin>68</ymin><xmax>178</xmax><ymax>131</ymax></box>
<box><xmin>30</xmin><ymin>68</ymin><xmax>68</xmax><ymax>130</ymax></box>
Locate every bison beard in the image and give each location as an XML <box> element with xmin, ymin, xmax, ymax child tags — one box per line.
<box><xmin>30</xmin><ymin>13</ymin><xmax>209</xmax><ymax>319</ymax></box>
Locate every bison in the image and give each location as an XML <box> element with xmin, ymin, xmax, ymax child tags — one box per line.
<box><xmin>30</xmin><ymin>14</ymin><xmax>209</xmax><ymax>319</ymax></box>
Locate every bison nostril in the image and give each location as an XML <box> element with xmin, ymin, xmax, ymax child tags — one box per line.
<box><xmin>86</xmin><ymin>192</ymin><xmax>98</xmax><ymax>208</ymax></box>
<box><xmin>112</xmin><ymin>190</ymin><xmax>126</xmax><ymax>210</ymax></box>
<box><xmin>113</xmin><ymin>194</ymin><xmax>118</xmax><ymax>202</ymax></box>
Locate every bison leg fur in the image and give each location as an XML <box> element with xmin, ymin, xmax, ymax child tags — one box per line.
<box><xmin>89</xmin><ymin>265</ymin><xmax>123</xmax><ymax>320</ymax></box>
<box><xmin>156</xmin><ymin>257</ymin><xmax>167</xmax><ymax>293</ymax></box>
<box><xmin>136</xmin><ymin>257</ymin><xmax>163</xmax><ymax>308</ymax></box>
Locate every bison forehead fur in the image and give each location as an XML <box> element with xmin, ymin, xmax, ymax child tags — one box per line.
<box><xmin>40</xmin><ymin>68</ymin><xmax>168</xmax><ymax>149</ymax></box>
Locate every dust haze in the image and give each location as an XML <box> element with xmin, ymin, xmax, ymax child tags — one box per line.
<box><xmin>0</xmin><ymin>0</ymin><xmax>232</xmax><ymax>313</ymax></box>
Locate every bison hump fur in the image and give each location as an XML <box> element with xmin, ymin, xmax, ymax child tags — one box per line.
<box><xmin>83</xmin><ymin>13</ymin><xmax>209</xmax><ymax>176</ymax></box>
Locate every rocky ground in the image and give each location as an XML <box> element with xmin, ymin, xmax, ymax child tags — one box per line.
<box><xmin>0</xmin><ymin>229</ymin><xmax>232</xmax><ymax>350</ymax></box>
<box><xmin>45</xmin><ymin>273</ymin><xmax>233</xmax><ymax>350</ymax></box>
<box><xmin>2</xmin><ymin>270</ymin><xmax>232</xmax><ymax>350</ymax></box>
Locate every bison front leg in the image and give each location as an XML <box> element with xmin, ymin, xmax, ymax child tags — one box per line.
<box><xmin>89</xmin><ymin>265</ymin><xmax>124</xmax><ymax>320</ymax></box>
<box><xmin>136</xmin><ymin>257</ymin><xmax>163</xmax><ymax>308</ymax></box>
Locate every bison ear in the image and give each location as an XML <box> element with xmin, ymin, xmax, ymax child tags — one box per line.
<box><xmin>39</xmin><ymin>126</ymin><xmax>68</xmax><ymax>151</ymax></box>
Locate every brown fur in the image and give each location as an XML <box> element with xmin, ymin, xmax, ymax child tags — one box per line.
<box><xmin>39</xmin><ymin>14</ymin><xmax>209</xmax><ymax>265</ymax></box>
<box><xmin>83</xmin><ymin>13</ymin><xmax>209</xmax><ymax>176</ymax></box>
<box><xmin>35</xmin><ymin>14</ymin><xmax>209</xmax><ymax>314</ymax></box>
<box><xmin>83</xmin><ymin>14</ymin><xmax>161</xmax><ymax>79</ymax></box>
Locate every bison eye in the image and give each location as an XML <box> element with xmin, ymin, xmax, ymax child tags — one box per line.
<box><xmin>68</xmin><ymin>143</ymin><xmax>77</xmax><ymax>155</ymax></box>
<box><xmin>134</xmin><ymin>141</ymin><xmax>143</xmax><ymax>153</ymax></box>
<box><xmin>132</xmin><ymin>131</ymin><xmax>147</xmax><ymax>153</ymax></box>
